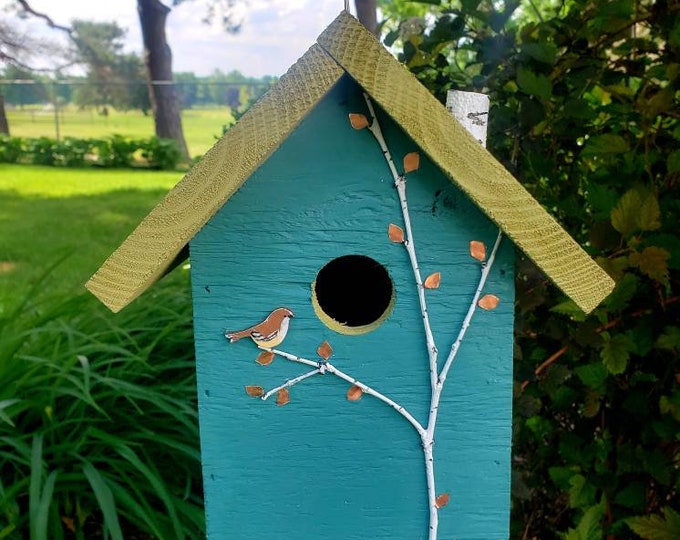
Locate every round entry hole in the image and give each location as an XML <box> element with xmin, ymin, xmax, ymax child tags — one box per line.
<box><xmin>312</xmin><ymin>254</ymin><xmax>394</xmax><ymax>335</ymax></box>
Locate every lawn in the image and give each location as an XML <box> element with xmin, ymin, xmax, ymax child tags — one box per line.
<box><xmin>6</xmin><ymin>105</ymin><xmax>234</xmax><ymax>157</ymax></box>
<box><xmin>0</xmin><ymin>164</ymin><xmax>184</xmax><ymax>305</ymax></box>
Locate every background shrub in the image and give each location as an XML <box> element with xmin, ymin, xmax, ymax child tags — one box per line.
<box><xmin>385</xmin><ymin>0</ymin><xmax>679</xmax><ymax>537</ymax></box>
<box><xmin>0</xmin><ymin>135</ymin><xmax>23</xmax><ymax>163</ymax></box>
<box><xmin>0</xmin><ymin>134</ymin><xmax>183</xmax><ymax>170</ymax></box>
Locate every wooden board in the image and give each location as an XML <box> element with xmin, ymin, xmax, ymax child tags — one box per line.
<box><xmin>189</xmin><ymin>77</ymin><xmax>515</xmax><ymax>539</ymax></box>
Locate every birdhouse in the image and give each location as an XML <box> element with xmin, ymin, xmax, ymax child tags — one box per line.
<box><xmin>87</xmin><ymin>11</ymin><xmax>614</xmax><ymax>540</ymax></box>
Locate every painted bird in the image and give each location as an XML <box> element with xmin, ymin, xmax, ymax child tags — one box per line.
<box><xmin>224</xmin><ymin>307</ymin><xmax>295</xmax><ymax>348</ymax></box>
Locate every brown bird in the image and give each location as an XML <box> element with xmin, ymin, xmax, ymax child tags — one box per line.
<box><xmin>225</xmin><ymin>307</ymin><xmax>294</xmax><ymax>348</ymax></box>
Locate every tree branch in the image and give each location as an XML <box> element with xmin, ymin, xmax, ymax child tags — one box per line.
<box><xmin>16</xmin><ymin>0</ymin><xmax>73</xmax><ymax>36</ymax></box>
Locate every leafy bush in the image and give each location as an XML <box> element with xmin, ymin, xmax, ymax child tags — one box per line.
<box><xmin>23</xmin><ymin>137</ymin><xmax>56</xmax><ymax>167</ymax></box>
<box><xmin>53</xmin><ymin>137</ymin><xmax>92</xmax><ymax>168</ymax></box>
<box><xmin>385</xmin><ymin>0</ymin><xmax>678</xmax><ymax>537</ymax></box>
<box><xmin>91</xmin><ymin>134</ymin><xmax>140</xmax><ymax>168</ymax></box>
<box><xmin>140</xmin><ymin>137</ymin><xmax>183</xmax><ymax>170</ymax></box>
<box><xmin>0</xmin><ymin>271</ymin><xmax>203</xmax><ymax>539</ymax></box>
<box><xmin>0</xmin><ymin>135</ymin><xmax>22</xmax><ymax>163</ymax></box>
<box><xmin>0</xmin><ymin>135</ymin><xmax>183</xmax><ymax>170</ymax></box>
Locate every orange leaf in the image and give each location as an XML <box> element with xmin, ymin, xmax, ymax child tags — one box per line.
<box><xmin>469</xmin><ymin>240</ymin><xmax>487</xmax><ymax>262</ymax></box>
<box><xmin>349</xmin><ymin>113</ymin><xmax>369</xmax><ymax>130</ymax></box>
<box><xmin>435</xmin><ymin>493</ymin><xmax>450</xmax><ymax>509</ymax></box>
<box><xmin>347</xmin><ymin>385</ymin><xmax>363</xmax><ymax>401</ymax></box>
<box><xmin>478</xmin><ymin>294</ymin><xmax>500</xmax><ymax>310</ymax></box>
<box><xmin>245</xmin><ymin>385</ymin><xmax>264</xmax><ymax>398</ymax></box>
<box><xmin>276</xmin><ymin>388</ymin><xmax>290</xmax><ymax>406</ymax></box>
<box><xmin>256</xmin><ymin>351</ymin><xmax>274</xmax><ymax>365</ymax></box>
<box><xmin>388</xmin><ymin>223</ymin><xmax>405</xmax><ymax>243</ymax></box>
<box><xmin>403</xmin><ymin>152</ymin><xmax>420</xmax><ymax>173</ymax></box>
<box><xmin>61</xmin><ymin>517</ymin><xmax>76</xmax><ymax>533</ymax></box>
<box><xmin>423</xmin><ymin>272</ymin><xmax>441</xmax><ymax>289</ymax></box>
<box><xmin>317</xmin><ymin>341</ymin><xmax>333</xmax><ymax>360</ymax></box>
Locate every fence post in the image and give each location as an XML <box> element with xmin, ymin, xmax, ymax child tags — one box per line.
<box><xmin>51</xmin><ymin>82</ymin><xmax>60</xmax><ymax>141</ymax></box>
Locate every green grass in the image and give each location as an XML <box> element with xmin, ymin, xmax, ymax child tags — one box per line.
<box><xmin>0</xmin><ymin>164</ymin><xmax>183</xmax><ymax>301</ymax></box>
<box><xmin>0</xmin><ymin>164</ymin><xmax>203</xmax><ymax>538</ymax></box>
<box><xmin>7</xmin><ymin>105</ymin><xmax>234</xmax><ymax>158</ymax></box>
<box><xmin>0</xmin><ymin>272</ymin><xmax>203</xmax><ymax>539</ymax></box>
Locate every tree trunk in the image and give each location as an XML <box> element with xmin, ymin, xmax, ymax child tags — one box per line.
<box><xmin>355</xmin><ymin>0</ymin><xmax>378</xmax><ymax>36</ymax></box>
<box><xmin>137</xmin><ymin>0</ymin><xmax>189</xmax><ymax>160</ymax></box>
<box><xmin>0</xmin><ymin>94</ymin><xmax>9</xmax><ymax>135</ymax></box>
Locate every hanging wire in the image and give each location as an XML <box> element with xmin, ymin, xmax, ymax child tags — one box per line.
<box><xmin>344</xmin><ymin>0</ymin><xmax>349</xmax><ymax>12</ymax></box>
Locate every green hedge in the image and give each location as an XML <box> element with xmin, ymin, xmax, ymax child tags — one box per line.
<box><xmin>387</xmin><ymin>0</ymin><xmax>679</xmax><ymax>538</ymax></box>
<box><xmin>0</xmin><ymin>134</ymin><xmax>183</xmax><ymax>170</ymax></box>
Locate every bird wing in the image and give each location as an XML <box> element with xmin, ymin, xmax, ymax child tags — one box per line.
<box><xmin>251</xmin><ymin>328</ymin><xmax>279</xmax><ymax>342</ymax></box>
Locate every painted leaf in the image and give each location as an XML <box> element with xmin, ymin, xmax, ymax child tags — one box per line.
<box><xmin>349</xmin><ymin>113</ymin><xmax>369</xmax><ymax>130</ymax></box>
<box><xmin>478</xmin><ymin>294</ymin><xmax>500</xmax><ymax>310</ymax></box>
<box><xmin>388</xmin><ymin>223</ymin><xmax>405</xmax><ymax>243</ymax></box>
<box><xmin>423</xmin><ymin>272</ymin><xmax>441</xmax><ymax>289</ymax></box>
<box><xmin>256</xmin><ymin>351</ymin><xmax>274</xmax><ymax>365</ymax></box>
<box><xmin>245</xmin><ymin>385</ymin><xmax>264</xmax><ymax>398</ymax></box>
<box><xmin>469</xmin><ymin>240</ymin><xmax>487</xmax><ymax>262</ymax></box>
<box><xmin>347</xmin><ymin>385</ymin><xmax>363</xmax><ymax>401</ymax></box>
<box><xmin>276</xmin><ymin>388</ymin><xmax>290</xmax><ymax>406</ymax></box>
<box><xmin>317</xmin><ymin>341</ymin><xmax>333</xmax><ymax>360</ymax></box>
<box><xmin>403</xmin><ymin>152</ymin><xmax>420</xmax><ymax>173</ymax></box>
<box><xmin>435</xmin><ymin>493</ymin><xmax>450</xmax><ymax>509</ymax></box>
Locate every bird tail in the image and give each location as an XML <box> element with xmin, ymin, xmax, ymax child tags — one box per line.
<box><xmin>225</xmin><ymin>329</ymin><xmax>249</xmax><ymax>342</ymax></box>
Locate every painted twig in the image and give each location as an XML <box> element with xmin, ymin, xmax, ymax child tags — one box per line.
<box><xmin>261</xmin><ymin>368</ymin><xmax>322</xmax><ymax>401</ymax></box>
<box><xmin>359</xmin><ymin>92</ymin><xmax>502</xmax><ymax>540</ymax></box>
<box><xmin>362</xmin><ymin>93</ymin><xmax>439</xmax><ymax>392</ymax></box>
<box><xmin>238</xmin><ymin>92</ymin><xmax>501</xmax><ymax>540</ymax></box>
<box><xmin>259</xmin><ymin>346</ymin><xmax>426</xmax><ymax>437</ymax></box>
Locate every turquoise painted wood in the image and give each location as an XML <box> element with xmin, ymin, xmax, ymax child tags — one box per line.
<box><xmin>189</xmin><ymin>76</ymin><xmax>515</xmax><ymax>540</ymax></box>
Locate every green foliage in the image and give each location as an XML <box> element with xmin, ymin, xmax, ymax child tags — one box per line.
<box><xmin>139</xmin><ymin>136</ymin><xmax>184</xmax><ymax>170</ymax></box>
<box><xmin>0</xmin><ymin>272</ymin><xmax>202</xmax><ymax>538</ymax></box>
<box><xmin>0</xmin><ymin>135</ymin><xmax>183</xmax><ymax>170</ymax></box>
<box><xmin>627</xmin><ymin>507</ymin><xmax>680</xmax><ymax>540</ymax></box>
<box><xmin>384</xmin><ymin>0</ymin><xmax>679</xmax><ymax>537</ymax></box>
<box><xmin>0</xmin><ymin>136</ymin><xmax>22</xmax><ymax>164</ymax></box>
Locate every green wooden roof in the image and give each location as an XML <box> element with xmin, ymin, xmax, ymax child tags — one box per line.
<box><xmin>87</xmin><ymin>11</ymin><xmax>614</xmax><ymax>314</ymax></box>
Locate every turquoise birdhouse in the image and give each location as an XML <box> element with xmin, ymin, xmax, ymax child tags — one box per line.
<box><xmin>87</xmin><ymin>11</ymin><xmax>614</xmax><ymax>540</ymax></box>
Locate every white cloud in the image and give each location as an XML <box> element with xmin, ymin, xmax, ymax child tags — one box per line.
<box><xmin>1</xmin><ymin>0</ymin><xmax>348</xmax><ymax>77</ymax></box>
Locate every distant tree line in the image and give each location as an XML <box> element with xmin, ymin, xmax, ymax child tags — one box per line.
<box><xmin>0</xmin><ymin>65</ymin><xmax>274</xmax><ymax>113</ymax></box>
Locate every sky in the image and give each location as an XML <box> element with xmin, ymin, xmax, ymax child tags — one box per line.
<box><xmin>1</xmin><ymin>0</ymin><xmax>352</xmax><ymax>77</ymax></box>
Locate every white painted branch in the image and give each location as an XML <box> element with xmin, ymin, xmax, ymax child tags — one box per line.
<box><xmin>261</xmin><ymin>368</ymin><xmax>322</xmax><ymax>401</ymax></box>
<box><xmin>438</xmin><ymin>229</ymin><xmax>503</xmax><ymax>387</ymax></box>
<box><xmin>423</xmin><ymin>441</ymin><xmax>438</xmax><ymax>537</ymax></box>
<box><xmin>425</xmin><ymin>228</ymin><xmax>503</xmax><ymax>479</ymax></box>
<box><xmin>265</xmin><ymin>346</ymin><xmax>426</xmax><ymax>437</ymax></box>
<box><xmin>323</xmin><ymin>361</ymin><xmax>426</xmax><ymax>437</ymax></box>
<box><xmin>260</xmin><ymin>346</ymin><xmax>320</xmax><ymax>369</ymax></box>
<box><xmin>361</xmin><ymin>93</ymin><xmax>439</xmax><ymax>392</ymax></box>
<box><xmin>248</xmin><ymin>91</ymin><xmax>500</xmax><ymax>540</ymax></box>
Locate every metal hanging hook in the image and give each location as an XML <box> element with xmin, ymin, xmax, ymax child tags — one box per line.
<box><xmin>344</xmin><ymin>0</ymin><xmax>349</xmax><ymax>12</ymax></box>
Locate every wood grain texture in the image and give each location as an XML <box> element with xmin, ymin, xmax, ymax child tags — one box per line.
<box><xmin>317</xmin><ymin>11</ymin><xmax>614</xmax><ymax>313</ymax></box>
<box><xmin>190</xmin><ymin>77</ymin><xmax>515</xmax><ymax>539</ymax></box>
<box><xmin>85</xmin><ymin>44</ymin><xmax>343</xmax><ymax>312</ymax></box>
